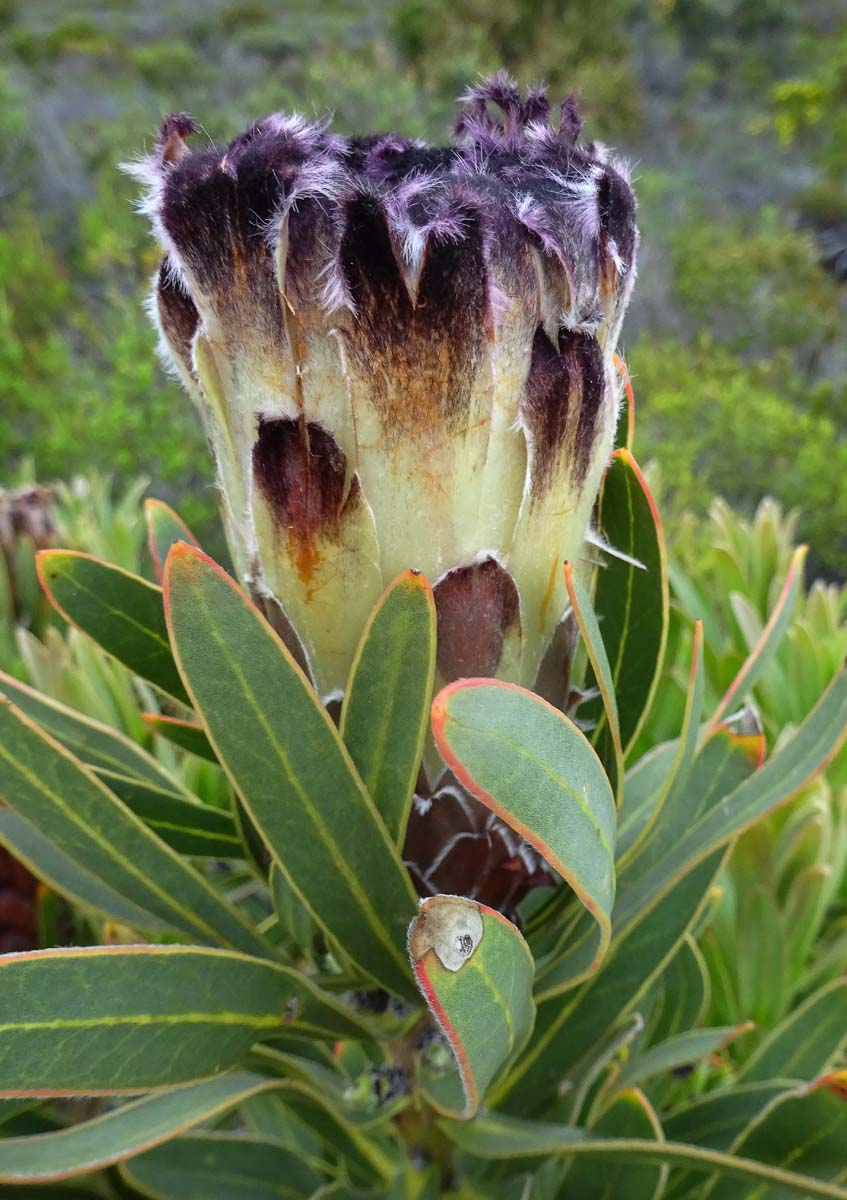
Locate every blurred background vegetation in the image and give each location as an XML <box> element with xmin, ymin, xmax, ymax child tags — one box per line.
<box><xmin>0</xmin><ymin>0</ymin><xmax>845</xmax><ymax>571</ymax></box>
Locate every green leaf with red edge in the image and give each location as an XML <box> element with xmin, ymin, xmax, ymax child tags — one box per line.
<box><xmin>163</xmin><ymin>544</ymin><xmax>419</xmax><ymax>1002</ymax></box>
<box><xmin>583</xmin><ymin>448</ymin><xmax>669</xmax><ymax>760</ymax></box>
<box><xmin>431</xmin><ymin>679</ymin><xmax>616</xmax><ymax>986</ymax></box>
<box><xmin>564</xmin><ymin>561</ymin><xmax>623</xmax><ymax>806</ymax></box>
<box><xmin>709</xmin><ymin>544</ymin><xmax>807</xmax><ymax>730</ymax></box>
<box><xmin>438</xmin><ymin>1107</ymin><xmax>847</xmax><ymax>1199</ymax></box>
<box><xmin>619</xmin><ymin>694</ymin><xmax>760</xmax><ymax>878</ymax></box>
<box><xmin>690</xmin><ymin>716</ymin><xmax>766</xmax><ymax>822</ymax></box>
<box><xmin>408</xmin><ymin>895</ymin><xmax>535</xmax><ymax>1119</ymax></box>
<box><xmin>144</xmin><ymin>498</ymin><xmax>200</xmax><ymax>584</ymax></box>
<box><xmin>565</xmin><ymin>1089</ymin><xmax>666</xmax><ymax>1200</ymax></box>
<box><xmin>0</xmin><ymin>1070</ymin><xmax>392</xmax><ymax>1185</ymax></box>
<box><xmin>36</xmin><ymin>550</ymin><xmax>189</xmax><ymax>704</ymax></box>
<box><xmin>622</xmin><ymin>622</ymin><xmax>705</xmax><ymax>875</ymax></box>
<box><xmin>615</xmin><ymin>740</ymin><xmax>678</xmax><ymax>864</ymax></box>
<box><xmin>0</xmin><ymin>694</ymin><xmax>268</xmax><ymax>956</ymax></box>
<box><xmin>142</xmin><ymin>713</ymin><xmax>217</xmax><ymax>761</ymax></box>
<box><xmin>341</xmin><ymin>571</ymin><xmax>436</xmax><ymax>848</ymax></box>
<box><xmin>0</xmin><ymin>946</ymin><xmax>370</xmax><ymax>1096</ymax></box>
<box><xmin>120</xmin><ymin>1131</ymin><xmax>322</xmax><ymax>1199</ymax></box>
<box><xmin>706</xmin><ymin>1075</ymin><xmax>847</xmax><ymax>1199</ymax></box>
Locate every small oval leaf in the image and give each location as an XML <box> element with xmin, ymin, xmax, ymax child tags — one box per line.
<box><xmin>432</xmin><ymin>679</ymin><xmax>615</xmax><ymax>983</ymax></box>
<box><xmin>408</xmin><ymin>895</ymin><xmax>535</xmax><ymax>1118</ymax></box>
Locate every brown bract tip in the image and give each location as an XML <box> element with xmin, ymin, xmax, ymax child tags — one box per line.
<box><xmin>158</xmin><ymin>113</ymin><xmax>195</xmax><ymax>165</ymax></box>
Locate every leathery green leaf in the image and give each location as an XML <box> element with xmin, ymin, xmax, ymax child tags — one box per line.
<box><xmin>616</xmin><ymin>739</ymin><xmax>678</xmax><ymax>862</ymax></box>
<box><xmin>0</xmin><ymin>1070</ymin><xmax>391</xmax><ymax>1184</ymax></box>
<box><xmin>0</xmin><ymin>673</ymin><xmax>235</xmax><ymax>856</ymax></box>
<box><xmin>0</xmin><ymin>807</ymin><xmax>162</xmax><ymax>931</ymax></box>
<box><xmin>616</xmin><ymin>1024</ymin><xmax>754</xmax><ymax>1093</ymax></box>
<box><xmin>120</xmin><ymin>1132</ymin><xmax>322</xmax><ymax>1199</ymax></box>
<box><xmin>431</xmin><ymin>679</ymin><xmax>615</xmax><ymax>984</ymax></box>
<box><xmin>565</xmin><ymin>1089</ymin><xmax>666</xmax><ymax>1200</ymax></box>
<box><xmin>585</xmin><ymin>448</ymin><xmax>669</xmax><ymax>759</ymax></box>
<box><xmin>532</xmin><ymin>616</ymin><xmax>701</xmax><ymax>995</ymax></box>
<box><xmin>620</xmin><ymin>620</ymin><xmax>704</xmax><ymax>874</ymax></box>
<box><xmin>341</xmin><ymin>570</ymin><xmax>436</xmax><ymax>847</ymax></box>
<box><xmin>662</xmin><ymin>1081</ymin><xmax>794</xmax><ymax>1153</ymax></box>
<box><xmin>408</xmin><ymin>896</ymin><xmax>535</xmax><ymax>1118</ymax></box>
<box><xmin>649</xmin><ymin>934</ymin><xmax>711</xmax><ymax>1043</ymax></box>
<box><xmin>93</xmin><ymin>770</ymin><xmax>240</xmax><ymax>858</ymax></box>
<box><xmin>496</xmin><ymin>851</ymin><xmax>725</xmax><ymax>1109</ymax></box>
<box><xmin>739</xmin><ymin>978</ymin><xmax>847</xmax><ymax>1085</ymax></box>
<box><xmin>0</xmin><ymin>671</ymin><xmax>192</xmax><ymax>792</ymax></box>
<box><xmin>707</xmin><ymin>1075</ymin><xmax>847</xmax><ymax>1199</ymax></box>
<box><xmin>36</xmin><ymin>550</ymin><xmax>189</xmax><ymax>704</ymax></box>
<box><xmin>564</xmin><ymin>561</ymin><xmax>623</xmax><ymax>807</ymax></box>
<box><xmin>690</xmin><ymin>718</ymin><xmax>766</xmax><ymax>822</ymax></box>
<box><xmin>142</xmin><ymin>713</ymin><xmax>217</xmax><ymax>762</ymax></box>
<box><xmin>145</xmin><ymin>497</ymin><xmax>200</xmax><ymax>583</ymax></box>
<box><xmin>709</xmin><ymin>544</ymin><xmax>806</xmax><ymax>730</ymax></box>
<box><xmin>0</xmin><ymin>946</ymin><xmax>369</xmax><ymax>1095</ymax></box>
<box><xmin>0</xmin><ymin>695</ymin><xmax>269</xmax><ymax>958</ymax></box>
<box><xmin>615</xmin><ymin>667</ymin><xmax>847</xmax><ymax>939</ymax></box>
<box><xmin>163</xmin><ymin>545</ymin><xmax>418</xmax><ymax>1002</ymax></box>
<box><xmin>439</xmin><ymin>1109</ymin><xmax>847</xmax><ymax>1199</ymax></box>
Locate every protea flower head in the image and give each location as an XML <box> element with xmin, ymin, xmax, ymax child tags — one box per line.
<box><xmin>133</xmin><ymin>73</ymin><xmax>637</xmax><ymax>703</ymax></box>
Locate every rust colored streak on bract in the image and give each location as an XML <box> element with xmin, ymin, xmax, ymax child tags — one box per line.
<box><xmin>252</xmin><ymin>417</ymin><xmax>347</xmax><ymax>591</ymax></box>
<box><xmin>339</xmin><ymin>194</ymin><xmax>488</xmax><ymax>443</ymax></box>
<box><xmin>433</xmin><ymin>557</ymin><xmax>520</xmax><ymax>682</ymax></box>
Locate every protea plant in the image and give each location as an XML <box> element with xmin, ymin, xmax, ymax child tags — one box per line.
<box><xmin>139</xmin><ymin>73</ymin><xmax>637</xmax><ymax>916</ymax></box>
<box><xmin>0</xmin><ymin>77</ymin><xmax>846</xmax><ymax>1199</ymax></box>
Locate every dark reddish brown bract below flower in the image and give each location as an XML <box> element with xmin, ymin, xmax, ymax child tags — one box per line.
<box><xmin>403</xmin><ymin>777</ymin><xmax>555</xmax><ymax>919</ymax></box>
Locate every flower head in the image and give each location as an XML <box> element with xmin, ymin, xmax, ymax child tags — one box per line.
<box><xmin>133</xmin><ymin>74</ymin><xmax>637</xmax><ymax>700</ymax></box>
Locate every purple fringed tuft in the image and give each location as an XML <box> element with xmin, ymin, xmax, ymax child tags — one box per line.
<box><xmin>132</xmin><ymin>74</ymin><xmax>636</xmax><ymax>331</ymax></box>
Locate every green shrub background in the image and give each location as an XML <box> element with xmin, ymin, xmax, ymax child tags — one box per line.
<box><xmin>1</xmin><ymin>0</ymin><xmax>845</xmax><ymax>568</ymax></box>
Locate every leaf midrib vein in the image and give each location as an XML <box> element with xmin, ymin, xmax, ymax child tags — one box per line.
<box><xmin>193</xmin><ymin>587</ymin><xmax>412</xmax><ymax>982</ymax></box>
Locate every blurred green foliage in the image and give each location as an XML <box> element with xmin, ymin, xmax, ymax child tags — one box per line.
<box><xmin>0</xmin><ymin>0</ymin><xmax>845</xmax><ymax>570</ymax></box>
<box><xmin>640</xmin><ymin>496</ymin><xmax>847</xmax><ymax>1048</ymax></box>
